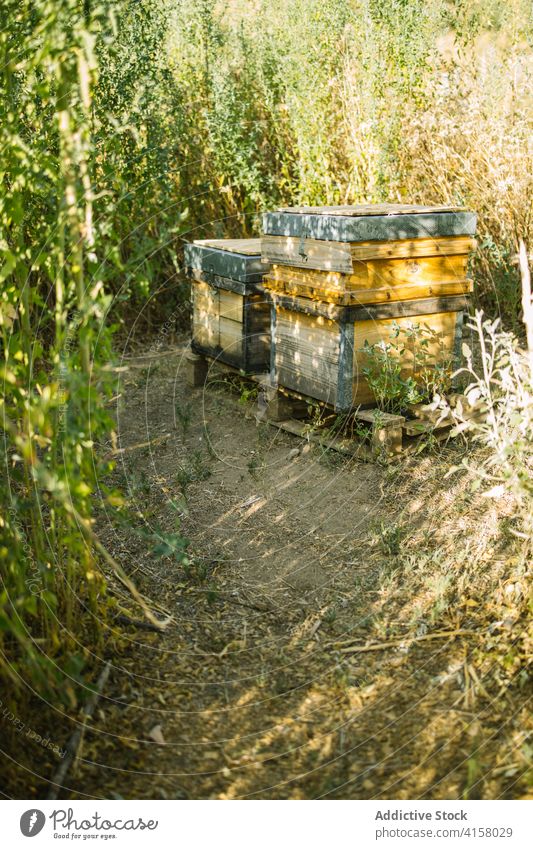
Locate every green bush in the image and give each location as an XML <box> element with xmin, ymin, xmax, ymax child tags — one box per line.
<box><xmin>360</xmin><ymin>321</ymin><xmax>454</xmax><ymax>414</ymax></box>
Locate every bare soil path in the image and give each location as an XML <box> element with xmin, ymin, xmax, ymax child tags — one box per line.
<box><xmin>59</xmin><ymin>339</ymin><xmax>530</xmax><ymax>800</ymax></box>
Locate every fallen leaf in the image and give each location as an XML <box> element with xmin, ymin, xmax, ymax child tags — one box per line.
<box><xmin>148</xmin><ymin>724</ymin><xmax>166</xmax><ymax>745</ymax></box>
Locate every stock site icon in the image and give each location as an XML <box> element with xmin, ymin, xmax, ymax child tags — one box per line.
<box><xmin>20</xmin><ymin>809</ymin><xmax>46</xmax><ymax>837</ymax></box>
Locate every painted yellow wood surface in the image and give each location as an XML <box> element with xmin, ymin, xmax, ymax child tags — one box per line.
<box><xmin>365</xmin><ymin>255</ymin><xmax>468</xmax><ymax>286</ymax></box>
<box><xmin>192</xmin><ymin>281</ymin><xmax>245</xmax><ymax>352</ymax></box>
<box><xmin>351</xmin><ymin>236</ymin><xmax>476</xmax><ymax>261</ymax></box>
<box><xmin>270</xmin><ymin>254</ymin><xmax>468</xmax><ymax>290</ymax></box>
<box><xmin>262</xmin><ymin>235</ymin><xmax>476</xmax><ymax>272</ymax></box>
<box><xmin>265</xmin><ymin>274</ymin><xmax>473</xmax><ymax>306</ymax></box>
<box><xmin>274</xmin><ymin>308</ymin><xmax>340</xmax><ymax>404</ymax></box>
<box><xmin>352</xmin><ymin>312</ymin><xmax>458</xmax><ymax>405</ymax></box>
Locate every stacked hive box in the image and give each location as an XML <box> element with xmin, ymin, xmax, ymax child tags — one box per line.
<box><xmin>261</xmin><ymin>205</ymin><xmax>477</xmax><ymax>411</ymax></box>
<box><xmin>184</xmin><ymin>239</ymin><xmax>271</xmax><ymax>374</ymax></box>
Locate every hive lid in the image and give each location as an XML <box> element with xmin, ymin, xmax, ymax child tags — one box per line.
<box><xmin>184</xmin><ymin>238</ymin><xmax>265</xmax><ymax>283</ymax></box>
<box><xmin>275</xmin><ymin>204</ymin><xmax>466</xmax><ymax>216</ymax></box>
<box><xmin>193</xmin><ymin>238</ymin><xmax>262</xmax><ymax>255</ymax></box>
<box><xmin>263</xmin><ymin>205</ymin><xmax>477</xmax><ymax>243</ymax></box>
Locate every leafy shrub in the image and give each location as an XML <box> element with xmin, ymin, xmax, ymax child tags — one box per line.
<box><xmin>360</xmin><ymin>321</ymin><xmax>454</xmax><ymax>414</ymax></box>
<box><xmin>0</xmin><ymin>0</ymin><xmax>179</xmax><ymax>708</ymax></box>
<box><xmin>443</xmin><ymin>310</ymin><xmax>532</xmax><ymax>531</ymax></box>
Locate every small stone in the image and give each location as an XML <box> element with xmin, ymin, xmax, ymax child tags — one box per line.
<box><xmin>287</xmin><ymin>448</ymin><xmax>300</xmax><ymax>461</ymax></box>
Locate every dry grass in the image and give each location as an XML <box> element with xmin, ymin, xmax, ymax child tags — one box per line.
<box><xmin>7</xmin><ymin>342</ymin><xmax>527</xmax><ymax>801</ymax></box>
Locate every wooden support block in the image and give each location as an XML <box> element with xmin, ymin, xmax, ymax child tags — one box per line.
<box><xmin>257</xmin><ymin>380</ymin><xmax>308</xmax><ymax>422</ymax></box>
<box><xmin>258</xmin><ymin>390</ymin><xmax>295</xmax><ymax>422</ymax></box>
<box><xmin>371</xmin><ymin>424</ymin><xmax>404</xmax><ymax>456</ymax></box>
<box><xmin>355</xmin><ymin>409</ymin><xmax>405</xmax><ymax>457</ymax></box>
<box><xmin>185</xmin><ymin>351</ymin><xmax>208</xmax><ymax>388</ymax></box>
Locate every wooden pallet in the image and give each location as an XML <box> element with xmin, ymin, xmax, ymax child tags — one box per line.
<box><xmin>185</xmin><ymin>351</ymin><xmax>485</xmax><ymax>461</ymax></box>
<box><xmin>257</xmin><ymin>384</ymin><xmax>486</xmax><ymax>461</ymax></box>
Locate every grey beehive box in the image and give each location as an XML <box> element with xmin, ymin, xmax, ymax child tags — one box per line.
<box><xmin>184</xmin><ymin>238</ymin><xmax>271</xmax><ymax>374</ymax></box>
<box><xmin>263</xmin><ymin>204</ymin><xmax>477</xmax><ymax>243</ymax></box>
<box><xmin>184</xmin><ymin>238</ymin><xmax>265</xmax><ymax>286</ymax></box>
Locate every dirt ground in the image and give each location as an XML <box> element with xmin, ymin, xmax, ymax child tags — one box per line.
<box><xmin>49</xmin><ymin>338</ymin><xmax>530</xmax><ymax>800</ymax></box>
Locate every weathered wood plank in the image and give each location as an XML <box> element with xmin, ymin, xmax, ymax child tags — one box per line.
<box><xmin>185</xmin><ymin>240</ymin><xmax>265</xmax><ymax>283</ymax></box>
<box><xmin>261</xmin><ymin>235</ymin><xmax>354</xmax><ymax>273</ymax></box>
<box><xmin>270</xmin><ymin>291</ymin><xmax>470</xmax><ymax>322</ymax></box>
<box><xmin>276</xmin><ymin>367</ymin><xmax>337</xmax><ymax>405</ymax></box>
<box><xmin>262</xmin><ymin>234</ymin><xmax>476</xmax><ymax>272</ymax></box>
<box><xmin>274</xmin><ymin>341</ymin><xmax>338</xmax><ymax>367</ymax></box>
<box><xmin>218</xmin><ymin>289</ymin><xmax>243</xmax><ymax>321</ymax></box>
<box><xmin>274</xmin><ymin>306</ymin><xmax>340</xmax><ymax>404</ymax></box>
<box><xmin>276</xmin><ymin>350</ymin><xmax>339</xmax><ymax>391</ymax></box>
<box><xmin>265</xmin><ymin>274</ymin><xmax>473</xmax><ymax>306</ymax></box>
<box><xmin>193</xmin><ymin>238</ymin><xmax>261</xmax><ymax>256</ymax></box>
<box><xmin>276</xmin><ymin>204</ymin><xmax>467</xmax><ymax>217</ymax></box>
<box><xmin>347</xmin><ymin>295</ymin><xmax>469</xmax><ymax>322</ymax></box>
<box><xmin>218</xmin><ymin>316</ymin><xmax>243</xmax><ymax>339</ymax></box>
<box><xmin>275</xmin><ymin>313</ymin><xmax>340</xmax><ymax>363</ymax></box>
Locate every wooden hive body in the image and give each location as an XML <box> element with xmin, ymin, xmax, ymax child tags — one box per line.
<box><xmin>262</xmin><ymin>205</ymin><xmax>477</xmax><ymax>305</ymax></box>
<box><xmin>271</xmin><ymin>292</ymin><xmax>468</xmax><ymax>411</ymax></box>
<box><xmin>184</xmin><ymin>239</ymin><xmax>271</xmax><ymax>373</ymax></box>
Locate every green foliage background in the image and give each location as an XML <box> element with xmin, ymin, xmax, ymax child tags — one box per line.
<box><xmin>0</xmin><ymin>0</ymin><xmax>531</xmax><ymax>736</ymax></box>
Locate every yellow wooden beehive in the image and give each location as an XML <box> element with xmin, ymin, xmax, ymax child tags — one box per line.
<box><xmin>261</xmin><ymin>205</ymin><xmax>477</xmax><ymax>411</ymax></box>
<box><xmin>184</xmin><ymin>239</ymin><xmax>271</xmax><ymax>374</ymax></box>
